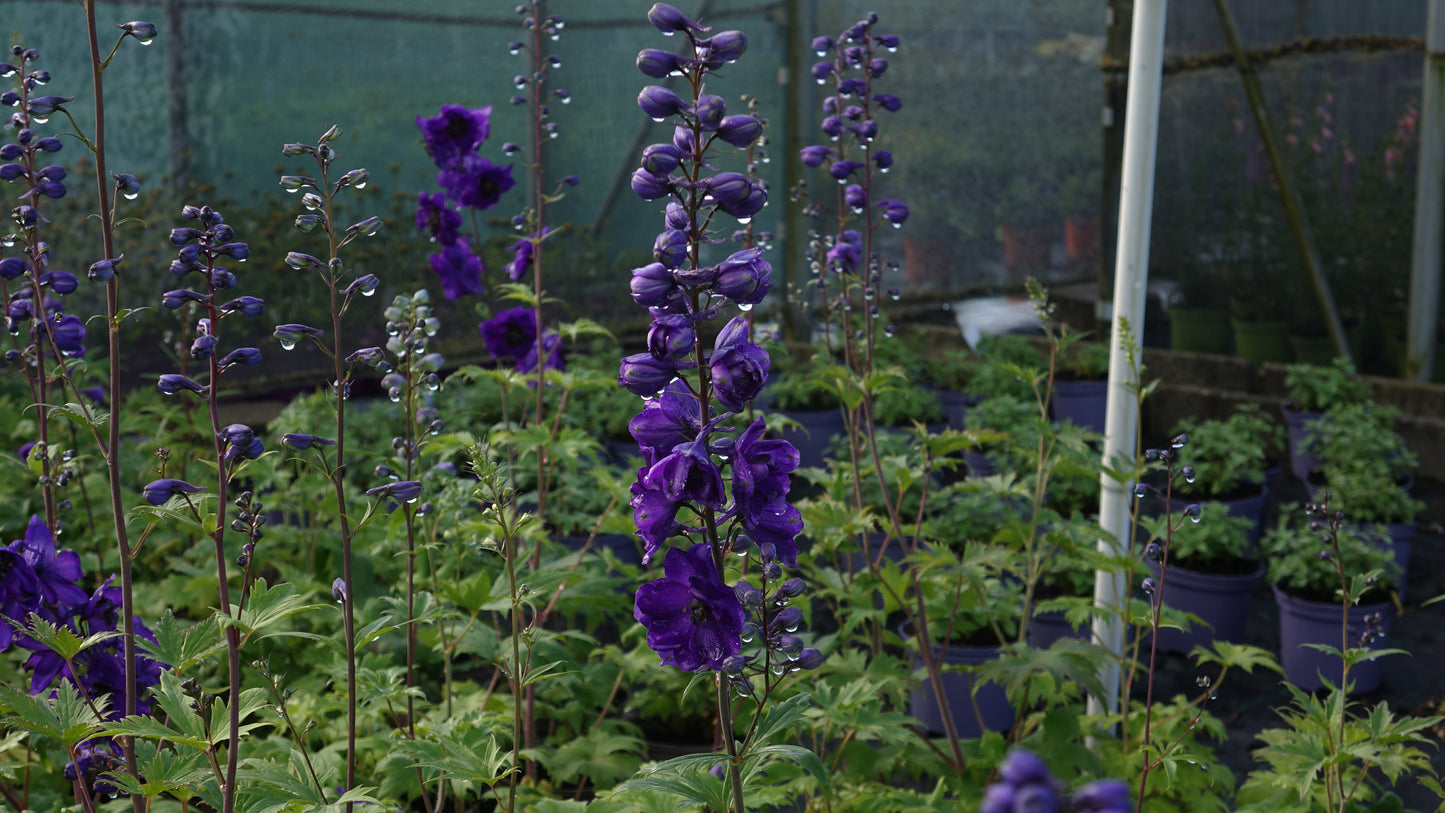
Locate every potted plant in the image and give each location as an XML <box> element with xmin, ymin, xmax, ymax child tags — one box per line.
<box><xmin>1262</xmin><ymin>509</ymin><xmax>1400</xmax><ymax>693</ymax></box>
<box><xmin>1228</xmin><ymin>263</ymin><xmax>1295</xmax><ymax>364</ymax></box>
<box><xmin>1302</xmin><ymin>401</ymin><xmax>1421</xmax><ymax>593</ymax></box>
<box><xmin>1049</xmin><ymin>338</ymin><xmax>1110</xmax><ymax>434</ymax></box>
<box><xmin>920</xmin><ymin>348</ymin><xmax>984</xmax><ymax>432</ymax></box>
<box><xmin>1140</xmin><ymin>504</ymin><xmax>1263</xmax><ymax>654</ymax></box>
<box><xmin>902</xmin><ymin>543</ymin><xmax>1022</xmax><ymax>739</ymax></box>
<box><xmin>1167</xmin><ymin>263</ymin><xmax>1235</xmax><ymax>355</ymax></box>
<box><xmin>1280</xmin><ymin>357</ymin><xmax>1372</xmax><ymax>480</ymax></box>
<box><xmin>1170</xmin><ymin>403</ymin><xmax>1283</xmax><ymax>546</ymax></box>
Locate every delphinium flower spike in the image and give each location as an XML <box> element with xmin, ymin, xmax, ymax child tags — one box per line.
<box><xmin>621</xmin><ymin>7</ymin><xmax>818</xmax><ymax>812</ymax></box>
<box><xmin>275</xmin><ymin>125</ymin><xmax>385</xmax><ymax>806</ymax></box>
<box><xmin>158</xmin><ymin>202</ymin><xmax>267</xmax><ymax>812</ymax></box>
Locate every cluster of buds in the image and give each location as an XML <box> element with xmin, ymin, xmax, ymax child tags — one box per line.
<box><xmin>983</xmin><ymin>750</ymin><xmax>1133</xmax><ymax>813</ymax></box>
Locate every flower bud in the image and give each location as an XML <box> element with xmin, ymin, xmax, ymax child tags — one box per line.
<box><xmin>630</xmin><ymin>168</ymin><xmax>672</xmax><ymax>201</ymax></box>
<box><xmin>118</xmin><ymin>21</ymin><xmax>158</xmax><ymax>43</ymax></box>
<box><xmin>636</xmin><ymin>48</ymin><xmax>682</xmax><ymax>78</ymax></box>
<box><xmin>142</xmin><ymin>478</ymin><xmax>206</xmax><ymax>506</ymax></box>
<box><xmin>638</xmin><ymin>85</ymin><xmax>689</xmax><ymax>120</ymax></box>
<box><xmin>652</xmin><ymin>229</ymin><xmax>689</xmax><ymax>269</ymax></box>
<box><xmin>647</xmin><ymin>3</ymin><xmax>708</xmax><ymax>35</ymax></box>
<box><xmin>618</xmin><ymin>352</ymin><xmax>677</xmax><ymax>397</ymax></box>
<box><xmin>218</xmin><ymin>347</ymin><xmax>262</xmax><ymax>368</ymax></box>
<box><xmin>157</xmin><ymin>374</ymin><xmax>206</xmax><ymax>395</ymax></box>
<box><xmin>641</xmin><ymin>143</ymin><xmax>682</xmax><ymax>175</ymax></box>
<box><xmin>647</xmin><ymin>314</ymin><xmax>695</xmax><ymax>361</ymax></box>
<box><xmin>717</xmin><ymin>115</ymin><xmax>762</xmax><ymax>148</ymax></box>
<box><xmin>694</xmin><ymin>94</ymin><xmax>726</xmax><ymax>130</ymax></box>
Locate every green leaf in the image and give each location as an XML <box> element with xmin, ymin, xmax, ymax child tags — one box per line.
<box><xmin>224</xmin><ymin>580</ymin><xmax>326</xmax><ymax>639</ymax></box>
<box><xmin>0</xmin><ymin>680</ymin><xmax>103</xmax><ymax>747</ymax></box>
<box><xmin>14</xmin><ymin>612</ymin><xmax>121</xmax><ymax>661</ymax></box>
<box><xmin>391</xmin><ymin>729</ymin><xmax>511</xmax><ymax>786</ymax></box>
<box><xmin>138</xmin><ymin>611</ymin><xmax>227</xmax><ymax>674</ymax></box>
<box><xmin>745</xmin><ymin>692</ymin><xmax>812</xmax><ymax>749</ymax></box>
<box><xmin>613</xmin><ymin>751</ymin><xmax>727</xmax><ymax>811</ymax></box>
<box><xmin>741</xmin><ymin>743</ymin><xmax>829</xmax><ymax>792</ymax></box>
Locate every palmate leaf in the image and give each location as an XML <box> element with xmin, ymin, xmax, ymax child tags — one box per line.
<box><xmin>741</xmin><ymin>743</ymin><xmax>829</xmax><ymax>793</ymax></box>
<box><xmin>13</xmin><ymin>612</ymin><xmax>121</xmax><ymax>662</ymax></box>
<box><xmin>224</xmin><ymin>580</ymin><xmax>326</xmax><ymax>640</ymax></box>
<box><xmin>613</xmin><ymin>751</ymin><xmax>728</xmax><ymax>812</ymax></box>
<box><xmin>544</xmin><ymin>727</ymin><xmax>643</xmax><ymax>787</ymax></box>
<box><xmin>746</xmin><ymin>692</ymin><xmax>812</xmax><ymax>748</ymax></box>
<box><xmin>1192</xmin><ymin>640</ymin><xmax>1283</xmax><ymax>675</ymax></box>
<box><xmin>391</xmin><ymin>729</ymin><xmax>511</xmax><ymax>786</ymax></box>
<box><xmin>139</xmin><ymin>611</ymin><xmax>226</xmax><ymax>673</ymax></box>
<box><xmin>0</xmin><ymin>680</ymin><xmax>104</xmax><ymax>747</ymax></box>
<box><xmin>101</xmin><ymin>748</ymin><xmax>212</xmax><ymax>800</ymax></box>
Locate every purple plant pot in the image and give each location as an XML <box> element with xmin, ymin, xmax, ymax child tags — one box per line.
<box><xmin>1273</xmin><ymin>585</ymin><xmax>1396</xmax><ymax>694</ymax></box>
<box><xmin>940</xmin><ymin>389</ymin><xmax>982</xmax><ymax>432</ymax></box>
<box><xmin>778</xmin><ymin>407</ymin><xmax>845</xmax><ymax>470</ymax></box>
<box><xmin>904</xmin><ymin>628</ymin><xmax>1013</xmax><ymax>739</ymax></box>
<box><xmin>1357</xmin><ymin>521</ymin><xmax>1415</xmax><ymax>598</ymax></box>
<box><xmin>1050</xmin><ymin>378</ymin><xmax>1108</xmax><ymax>435</ymax></box>
<box><xmin>1217</xmin><ymin>483</ymin><xmax>1270</xmax><ymax>553</ymax></box>
<box><xmin>1279</xmin><ymin>405</ymin><xmax>1323</xmax><ymax>481</ymax></box>
<box><xmin>1148</xmin><ymin>560</ymin><xmax>1266</xmax><ymax>655</ymax></box>
<box><xmin>1026</xmin><ymin>608</ymin><xmax>1088</xmax><ymax>650</ymax></box>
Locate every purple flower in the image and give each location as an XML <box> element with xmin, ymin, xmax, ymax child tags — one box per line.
<box><xmin>630</xmin><ymin>262</ymin><xmax>682</xmax><ymax>310</ymax></box>
<box><xmin>218</xmin><ymin>347</ymin><xmax>261</xmax><ymax>368</ymax></box>
<box><xmin>429</xmin><ymin>238</ymin><xmax>485</xmax><ymax>300</ymax></box>
<box><xmin>878</xmin><ymin>198</ymin><xmax>909</xmax><ymax>225</ymax></box>
<box><xmin>518</xmin><ymin>330</ymin><xmax>563</xmax><ymax>374</ymax></box>
<box><xmin>142</xmin><ymin>478</ymin><xmax>206</xmax><ymax>507</ymax></box>
<box><xmin>714</xmin><ymin>248</ymin><xmax>772</xmax><ymax>306</ymax></box>
<box><xmin>644</xmin><ymin>440</ymin><xmax>726</xmax><ymax>509</ymax></box>
<box><xmin>417</xmin><ymin>104</ymin><xmax>492</xmax><ymax>169</ymax></box>
<box><xmin>632</xmin><ymin>473</ymin><xmax>683</xmax><ymax>564</ymax></box>
<box><xmin>701</xmin><ymin>30</ymin><xmax>748</xmax><ymax>66</ymax></box>
<box><xmin>631</xmin><ymin>168</ymin><xmax>674</xmax><ymax>201</ymax></box>
<box><xmin>641</xmin><ymin>143</ymin><xmax>683</xmax><ymax>176</ymax></box>
<box><xmin>829</xmin><ymin>160</ymin><xmax>864</xmax><ymax>182</ymax></box>
<box><xmin>873</xmin><ymin>93</ymin><xmax>902</xmax><ymax>112</ymax></box>
<box><xmin>366</xmin><ymin>480</ymin><xmax>422</xmax><ymax>504</ymax></box>
<box><xmin>709</xmin><ymin>318</ymin><xmax>769</xmax><ymax>410</ymax></box>
<box><xmin>653</xmin><ymin>229</ymin><xmax>689</xmax><ymax>269</ymax></box>
<box><xmin>730</xmin><ymin>420</ymin><xmax>801</xmax><ymax>559</ymax></box>
<box><xmin>634</xmin><ymin>542</ymin><xmax>745</xmax><ymax>672</ymax></box>
<box><xmin>415</xmin><ymin>191</ymin><xmax>462</xmax><ymax>245</ymax></box>
<box><xmin>9</xmin><ymin>516</ymin><xmax>84</xmax><ymax>609</ymax></box>
<box><xmin>694</xmin><ymin>94</ymin><xmax>726</xmax><ymax>130</ymax></box>
<box><xmin>647</xmin><ymin>3</ymin><xmax>708</xmax><ymax>36</ymax></box>
<box><xmin>47</xmin><ymin>314</ymin><xmax>84</xmax><ymax>357</ymax></box>
<box><xmin>0</xmin><ymin>544</ymin><xmax>39</xmax><ymax>651</ymax></box>
<box><xmin>332</xmin><ymin>577</ymin><xmax>348</xmax><ymax>602</ymax></box>
<box><xmin>282</xmin><ymin>433</ymin><xmax>336</xmax><ymax>450</ymax></box>
<box><xmin>157</xmin><ymin>374</ymin><xmax>206</xmax><ymax>396</ymax></box>
<box><xmin>504</xmin><ymin>227</ymin><xmax>549</xmax><ymax>282</ymax></box>
<box><xmin>637</xmin><ymin>48</ymin><xmax>683</xmax><ymax>78</ymax></box>
<box><xmin>1072</xmin><ymin>779</ymin><xmax>1132</xmax><ymax>811</ymax></box>
<box><xmin>479</xmin><ymin>306</ymin><xmax>537</xmax><ymax>362</ymax></box>
<box><xmin>844</xmin><ymin>184</ymin><xmax>866</xmax><ymax>211</ymax></box>
<box><xmin>717</xmin><ymin>115</ymin><xmax>762</xmax><ymax>148</ymax></box>
<box><xmin>220</xmin><ymin>296</ymin><xmax>265</xmax><ymax>317</ymax></box>
<box><xmin>438</xmin><ymin>154</ymin><xmax>515</xmax><ymax>211</ymax></box>
<box><xmin>274</xmin><ymin>323</ymin><xmax>326</xmax><ymax>346</ymax></box>
<box><xmin>647</xmin><ymin>314</ymin><xmax>696</xmax><ymax>361</ymax></box>
<box><xmin>638</xmin><ymin>85</ymin><xmax>691</xmax><ymax>121</ymax></box>
<box><xmin>619</xmin><ymin>353</ymin><xmax>678</xmax><ymax>397</ymax></box>
<box><xmin>117</xmin><ymin>21</ymin><xmax>157</xmax><ymax>43</ymax></box>
<box><xmin>629</xmin><ymin>382</ymin><xmax>702</xmax><ymax>461</ymax></box>
<box><xmin>873</xmin><ymin>150</ymin><xmax>893</xmax><ymax>170</ymax></box>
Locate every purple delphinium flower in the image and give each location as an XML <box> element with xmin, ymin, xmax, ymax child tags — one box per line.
<box><xmin>634</xmin><ymin>542</ymin><xmax>745</xmax><ymax>672</ymax></box>
<box><xmin>629</xmin><ymin>382</ymin><xmax>703</xmax><ymax>463</ymax></box>
<box><xmin>428</xmin><ymin>238</ymin><xmax>485</xmax><ymax>300</ymax></box>
<box><xmin>11</xmin><ymin>515</ymin><xmax>85</xmax><ymax>608</ymax></box>
<box><xmin>417</xmin><ymin>104</ymin><xmax>492</xmax><ymax>169</ymax></box>
<box><xmin>0</xmin><ymin>544</ymin><xmax>40</xmax><ymax>651</ymax></box>
<box><xmin>438</xmin><ymin>153</ymin><xmax>515</xmax><ymax>211</ymax></box>
<box><xmin>479</xmin><ymin>305</ymin><xmax>537</xmax><ymax>363</ymax></box>
<box><xmin>709</xmin><ymin>317</ymin><xmax>769</xmax><ymax>411</ymax></box>
<box><xmin>415</xmin><ymin>191</ymin><xmax>462</xmax><ymax>245</ymax></box>
<box><xmin>729</xmin><ymin>420</ymin><xmax>802</xmax><ymax>564</ymax></box>
<box><xmin>504</xmin><ymin>226</ymin><xmax>550</xmax><ymax>282</ymax></box>
<box><xmin>142</xmin><ymin>478</ymin><xmax>207</xmax><ymax>506</ymax></box>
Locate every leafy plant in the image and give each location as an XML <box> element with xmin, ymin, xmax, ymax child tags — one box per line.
<box><xmin>1141</xmin><ymin>502</ymin><xmax>1255</xmax><ymax>573</ymax></box>
<box><xmin>1172</xmin><ymin>403</ymin><xmax>1280</xmax><ymax>499</ymax></box>
<box><xmin>1262</xmin><ymin>509</ymin><xmax>1397</xmax><ymax>603</ymax></box>
<box><xmin>1283</xmin><ymin>357</ymin><xmax>1371</xmax><ymax>413</ymax></box>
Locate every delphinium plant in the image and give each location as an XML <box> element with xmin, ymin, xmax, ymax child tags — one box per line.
<box><xmin>612</xmin><ymin>5</ymin><xmax>825</xmax><ymax>811</ymax></box>
<box><xmin>271</xmin><ymin>124</ymin><xmax>386</xmax><ymax>805</ymax></box>
<box><xmin>1238</xmin><ymin>496</ymin><xmax>1443</xmax><ymax>811</ymax></box>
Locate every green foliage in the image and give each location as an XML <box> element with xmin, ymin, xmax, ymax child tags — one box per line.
<box><xmin>1142</xmin><ymin>503</ymin><xmax>1255</xmax><ymax>572</ymax></box>
<box><xmin>1283</xmin><ymin>357</ymin><xmax>1371</xmax><ymax>413</ymax></box>
<box><xmin>1173</xmin><ymin>403</ymin><xmax>1280</xmax><ymax>498</ymax></box>
<box><xmin>1262</xmin><ymin>508</ymin><xmax>1398</xmax><ymax>602</ymax></box>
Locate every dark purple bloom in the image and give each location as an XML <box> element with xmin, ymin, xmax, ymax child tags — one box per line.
<box><xmin>634</xmin><ymin>542</ymin><xmax>745</xmax><ymax>672</ymax></box>
<box><xmin>631</xmin><ymin>168</ymin><xmax>673</xmax><ymax>201</ymax></box>
<box><xmin>415</xmin><ymin>192</ymin><xmax>462</xmax><ymax>245</ymax></box>
<box><xmin>873</xmin><ymin>93</ymin><xmax>902</xmax><ymax>112</ymax></box>
<box><xmin>714</xmin><ymin>247</ymin><xmax>772</xmax><ymax>305</ymax></box>
<box><xmin>837</xmin><ymin>79</ymin><xmax>867</xmax><ymax>97</ymax></box>
<box><xmin>274</xmin><ymin>324</ymin><xmax>325</xmax><ymax>346</ymax></box>
<box><xmin>505</xmin><ymin>227</ymin><xmax>549</xmax><ymax>282</ymax></box>
<box><xmin>157</xmin><ymin>374</ymin><xmax>206</xmax><ymax>396</ymax></box>
<box><xmin>220</xmin><ymin>296</ymin><xmax>265</xmax><ymax>317</ymax></box>
<box><xmin>873</xmin><ymin>150</ymin><xmax>894</xmax><ymax>170</ymax></box>
<box><xmin>879</xmin><ymin>198</ymin><xmax>909</xmax><ymax>225</ymax></box>
<box><xmin>644</xmin><ymin>440</ymin><xmax>725</xmax><ymax>508</ymax></box>
<box><xmin>844</xmin><ymin>184</ymin><xmax>866</xmax><ymax>211</ymax></box>
<box><xmin>653</xmin><ymin>229</ymin><xmax>689</xmax><ymax>269</ymax></box>
<box><xmin>0</xmin><ymin>257</ymin><xmax>25</xmax><ymax>279</ymax></box>
<box><xmin>620</xmin><ymin>353</ymin><xmax>679</xmax><ymax>397</ymax></box>
<box><xmin>637</xmin><ymin>48</ymin><xmax>683</xmax><ymax>79</ymax></box>
<box><xmin>142</xmin><ymin>478</ymin><xmax>206</xmax><ymax>507</ymax></box>
<box><xmin>647</xmin><ymin>3</ymin><xmax>708</xmax><ymax>36</ymax></box>
<box><xmin>223</xmin><ymin>437</ymin><xmax>264</xmax><ymax>464</ymax></box>
<box><xmin>867</xmin><ymin>58</ymin><xmax>888</xmax><ymax>77</ymax></box>
<box><xmin>47</xmin><ymin>314</ymin><xmax>84</xmax><ymax>357</ymax></box>
<box><xmin>11</xmin><ymin>516</ymin><xmax>84</xmax><ymax>609</ymax></box>
<box><xmin>332</xmin><ymin>578</ymin><xmax>348</xmax><ymax>602</ymax></box>
<box><xmin>428</xmin><ymin>239</ymin><xmax>485</xmax><ymax>300</ymax></box>
<box><xmin>825</xmin><ymin>230</ymin><xmax>863</xmax><ymax>272</ymax></box>
<box><xmin>638</xmin><ymin>85</ymin><xmax>690</xmax><ymax>120</ymax></box>
<box><xmin>701</xmin><ymin>30</ymin><xmax>748</xmax><ymax>65</ymax></box>
<box><xmin>365</xmin><ymin>480</ymin><xmax>422</xmax><ymax>504</ymax></box>
<box><xmin>709</xmin><ymin>317</ymin><xmax>769</xmax><ymax>410</ymax></box>
<box><xmin>479</xmin><ymin>306</ymin><xmax>537</xmax><ymax>362</ymax></box>
<box><xmin>829</xmin><ymin>160</ymin><xmax>864</xmax><ymax>182</ymax></box>
<box><xmin>518</xmin><ymin>330</ymin><xmax>563</xmax><ymax>374</ymax></box>
<box><xmin>1072</xmin><ymin>779</ymin><xmax>1131</xmax><ymax>811</ymax></box>
<box><xmin>694</xmin><ymin>94</ymin><xmax>726</xmax><ymax>130</ymax></box>
<box><xmin>0</xmin><ymin>544</ymin><xmax>38</xmax><ymax>651</ymax></box>
<box><xmin>630</xmin><ymin>262</ymin><xmax>681</xmax><ymax>310</ymax></box>
<box><xmin>438</xmin><ymin>154</ymin><xmax>515</xmax><ymax>211</ymax></box>
<box><xmin>647</xmin><ymin>314</ymin><xmax>695</xmax><ymax>361</ymax></box>
<box><xmin>26</xmin><ymin>95</ymin><xmax>73</xmax><ymax>117</ymax></box>
<box><xmin>731</xmin><ymin>420</ymin><xmax>802</xmax><ymax>562</ymax></box>
<box><xmin>717</xmin><ymin>115</ymin><xmax>762</xmax><ymax>148</ymax></box>
<box><xmin>218</xmin><ymin>347</ymin><xmax>261</xmax><ymax>368</ymax></box>
<box><xmin>630</xmin><ymin>382</ymin><xmax>702</xmax><ymax>461</ymax></box>
<box><xmin>417</xmin><ymin>104</ymin><xmax>492</xmax><ymax>169</ymax></box>
<box><xmin>811</xmin><ymin>61</ymin><xmax>835</xmax><ymax>82</ymax></box>
<box><xmin>190</xmin><ymin>335</ymin><xmax>215</xmax><ymax>359</ymax></box>
<box><xmin>641</xmin><ymin>143</ymin><xmax>683</xmax><ymax>176</ymax></box>
<box><xmin>39</xmin><ymin>270</ymin><xmax>78</xmax><ymax>294</ymax></box>
<box><xmin>87</xmin><ymin>257</ymin><xmax>121</xmax><ymax>282</ymax></box>
<box><xmin>282</xmin><ymin>433</ymin><xmax>335</xmax><ymax>450</ymax></box>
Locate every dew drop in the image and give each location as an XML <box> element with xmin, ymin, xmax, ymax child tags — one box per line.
<box><xmin>30</xmin><ymin>114</ymin><xmax>49</xmax><ymax>124</ymax></box>
<box><xmin>561</xmin><ymin>96</ymin><xmax>571</xmax><ymax>104</ymax></box>
<box><xmin>883</xmin><ymin>324</ymin><xmax>896</xmax><ymax>337</ymax></box>
<box><xmin>650</xmin><ymin>116</ymin><xmax>666</xmax><ymax>123</ymax></box>
<box><xmin>352</xmin><ymin>180</ymin><xmax>367</xmax><ymax>189</ymax></box>
<box><xmin>889</xmin><ymin>288</ymin><xmax>900</xmax><ymax>300</ymax></box>
<box><xmin>737</xmin><ymin>216</ymin><xmax>752</xmax><ymax>225</ymax></box>
<box><xmin>279</xmin><ymin>339</ymin><xmax>296</xmax><ymax>350</ymax></box>
<box><xmin>1184</xmin><ymin>473</ymin><xmax>1196</xmax><ymax>483</ymax></box>
<box><xmin>738</xmin><ymin>302</ymin><xmax>754</xmax><ymax>312</ymax></box>
<box><xmin>1189</xmin><ymin>515</ymin><xmax>1201</xmax><ymax>524</ymax></box>
<box><xmin>361</xmin><ymin>287</ymin><xmax>376</xmax><ymax>297</ymax></box>
<box><xmin>770</xmin><ymin>663</ymin><xmax>786</xmax><ymax>676</ymax></box>
<box><xmin>123</xmin><ymin>191</ymin><xmax>139</xmax><ymax>200</ymax></box>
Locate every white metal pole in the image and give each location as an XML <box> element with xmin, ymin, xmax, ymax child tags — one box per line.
<box><xmin>1407</xmin><ymin>0</ymin><xmax>1445</xmax><ymax>382</ymax></box>
<box><xmin>1089</xmin><ymin>0</ymin><xmax>1167</xmax><ymax>719</ymax></box>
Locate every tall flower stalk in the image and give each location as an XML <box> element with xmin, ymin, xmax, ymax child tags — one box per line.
<box><xmin>274</xmin><ymin>127</ymin><xmax>384</xmax><ymax>807</ymax></box>
<box><xmin>620</xmin><ymin>6</ymin><xmax>821</xmax><ymax>812</ymax></box>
